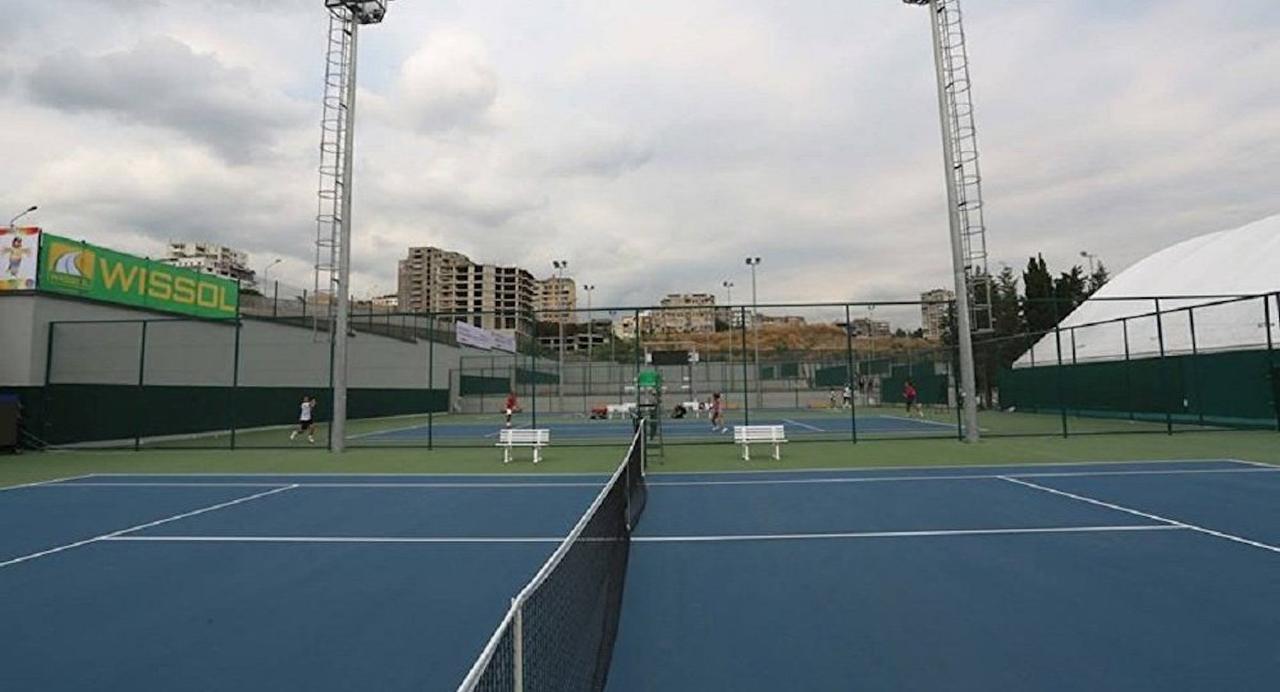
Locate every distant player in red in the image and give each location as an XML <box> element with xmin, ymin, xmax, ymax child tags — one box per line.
<box><xmin>710</xmin><ymin>392</ymin><xmax>726</xmax><ymax>433</ymax></box>
<box><xmin>903</xmin><ymin>380</ymin><xmax>919</xmax><ymax>417</ymax></box>
<box><xmin>504</xmin><ymin>392</ymin><xmax>519</xmax><ymax>428</ymax></box>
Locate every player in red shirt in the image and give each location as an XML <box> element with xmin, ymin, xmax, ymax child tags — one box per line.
<box><xmin>710</xmin><ymin>392</ymin><xmax>726</xmax><ymax>433</ymax></box>
<box><xmin>504</xmin><ymin>392</ymin><xmax>519</xmax><ymax>428</ymax></box>
<box><xmin>903</xmin><ymin>380</ymin><xmax>919</xmax><ymax>417</ymax></box>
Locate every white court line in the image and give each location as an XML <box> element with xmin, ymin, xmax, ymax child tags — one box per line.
<box><xmin>0</xmin><ymin>485</ymin><xmax>297</xmax><ymax>570</ymax></box>
<box><xmin>104</xmin><ymin>535</ymin><xmax>565</xmax><ymax>545</ymax></box>
<box><xmin>0</xmin><ymin>473</ymin><xmax>99</xmax><ymax>492</ymax></box>
<box><xmin>1232</xmin><ymin>458</ymin><xmax>1280</xmax><ymax>469</ymax></box>
<box><xmin>1000</xmin><ymin>476</ymin><xmax>1280</xmax><ymax>555</ymax></box>
<box><xmin>877</xmin><ymin>414</ymin><xmax>958</xmax><ymax>429</ymax></box>
<box><xmin>37</xmin><ymin>481</ymin><xmax>604</xmax><ymax>489</ymax></box>
<box><xmin>30</xmin><ymin>466</ymin><xmax>1276</xmax><ymax>491</ymax></box>
<box><xmin>75</xmin><ymin>458</ymin><xmax>1244</xmax><ymax>480</ymax></box>
<box><xmin>632</xmin><ymin>525</ymin><xmax>1183</xmax><ymax>543</ymax></box>
<box><xmin>346</xmin><ymin>423</ymin><xmax>432</xmax><ymax>440</ymax></box>
<box><xmin>483</xmin><ymin>424</ymin><xmax>531</xmax><ymax>439</ymax></box>
<box><xmin>648</xmin><ymin>466</ymin><xmax>1279</xmax><ymax>488</ymax></box>
<box><xmin>96</xmin><ymin>525</ymin><xmax>1181</xmax><ymax>546</ymax></box>
<box><xmin>650</xmin><ymin>457</ymin><xmax>1253</xmax><ymax>477</ymax></box>
<box><xmin>781</xmin><ymin>418</ymin><xmax>825</xmax><ymax>433</ymax></box>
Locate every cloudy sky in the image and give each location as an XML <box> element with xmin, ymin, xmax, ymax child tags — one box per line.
<box><xmin>3</xmin><ymin>0</ymin><xmax>1278</xmax><ymax>315</ymax></box>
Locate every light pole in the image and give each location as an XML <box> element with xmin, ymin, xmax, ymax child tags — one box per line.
<box><xmin>583</xmin><ymin>283</ymin><xmax>595</xmax><ymax>410</ymax></box>
<box><xmin>722</xmin><ymin>280</ymin><xmax>735</xmax><ymax>391</ymax></box>
<box><xmin>1079</xmin><ymin>250</ymin><xmax>1097</xmax><ymax>275</ymax></box>
<box><xmin>552</xmin><ymin>259</ymin><xmax>568</xmax><ymax>396</ymax></box>
<box><xmin>262</xmin><ymin>258</ymin><xmax>282</xmax><ymax>285</ymax></box>
<box><xmin>8</xmin><ymin>205</ymin><xmax>37</xmax><ymax>229</ymax></box>
<box><xmin>745</xmin><ymin>257</ymin><xmax>761</xmax><ymax>407</ymax></box>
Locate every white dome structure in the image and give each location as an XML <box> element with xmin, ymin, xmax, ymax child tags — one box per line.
<box><xmin>1015</xmin><ymin>214</ymin><xmax>1280</xmax><ymax>368</ymax></box>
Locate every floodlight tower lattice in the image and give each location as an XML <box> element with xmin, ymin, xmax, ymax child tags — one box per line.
<box><xmin>904</xmin><ymin>0</ymin><xmax>988</xmax><ymax>442</ymax></box>
<box><xmin>314</xmin><ymin>0</ymin><xmax>389</xmax><ymax>452</ymax></box>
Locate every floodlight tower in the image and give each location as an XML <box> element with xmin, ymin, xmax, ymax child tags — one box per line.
<box><xmin>316</xmin><ymin>0</ymin><xmax>389</xmax><ymax>453</ymax></box>
<box><xmin>904</xmin><ymin>0</ymin><xmax>989</xmax><ymax>442</ymax></box>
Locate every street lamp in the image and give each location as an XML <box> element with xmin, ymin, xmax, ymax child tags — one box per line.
<box><xmin>1079</xmin><ymin>250</ymin><xmax>1097</xmax><ymax>275</ymax></box>
<box><xmin>745</xmin><ymin>257</ymin><xmax>762</xmax><ymax>406</ymax></box>
<box><xmin>8</xmin><ymin>205</ymin><xmax>37</xmax><ymax>228</ymax></box>
<box><xmin>552</xmin><ymin>259</ymin><xmax>568</xmax><ymax>395</ymax></box>
<box><xmin>262</xmin><ymin>258</ymin><xmax>283</xmax><ymax>284</ymax></box>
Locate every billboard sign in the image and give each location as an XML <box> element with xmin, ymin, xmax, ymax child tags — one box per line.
<box><xmin>0</xmin><ymin>226</ymin><xmax>40</xmax><ymax>291</ymax></box>
<box><xmin>37</xmin><ymin>233</ymin><xmax>239</xmax><ymax>319</ymax></box>
<box><xmin>456</xmin><ymin>321</ymin><xmax>495</xmax><ymax>350</ymax></box>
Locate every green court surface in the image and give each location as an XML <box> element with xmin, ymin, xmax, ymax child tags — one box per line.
<box><xmin>3</xmin><ymin>429</ymin><xmax>1278</xmax><ymax>489</ymax></box>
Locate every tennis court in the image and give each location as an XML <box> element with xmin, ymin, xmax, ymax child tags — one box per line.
<box><xmin>0</xmin><ymin>471</ymin><xmax>616</xmax><ymax>691</ymax></box>
<box><xmin>611</xmin><ymin>458</ymin><xmax>1280</xmax><ymax>691</ymax></box>
<box><xmin>2</xmin><ymin>456</ymin><xmax>1277</xmax><ymax>690</ymax></box>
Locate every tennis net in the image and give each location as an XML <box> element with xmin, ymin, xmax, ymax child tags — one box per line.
<box><xmin>457</xmin><ymin>421</ymin><xmax>648</xmax><ymax>692</ymax></box>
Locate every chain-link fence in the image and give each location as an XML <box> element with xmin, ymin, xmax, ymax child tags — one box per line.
<box><xmin>26</xmin><ymin>292</ymin><xmax>1280</xmax><ymax>450</ymax></box>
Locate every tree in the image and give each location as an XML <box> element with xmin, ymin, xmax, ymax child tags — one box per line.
<box><xmin>1021</xmin><ymin>255</ymin><xmax>1055</xmax><ymax>333</ymax></box>
<box><xmin>1087</xmin><ymin>261</ymin><xmax>1111</xmax><ymax>296</ymax></box>
<box><xmin>991</xmin><ymin>265</ymin><xmax>1022</xmax><ymax>338</ymax></box>
<box><xmin>1054</xmin><ymin>265</ymin><xmax>1089</xmax><ymax>317</ymax></box>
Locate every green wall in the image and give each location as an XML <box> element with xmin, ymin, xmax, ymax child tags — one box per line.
<box><xmin>998</xmin><ymin>348</ymin><xmax>1280</xmax><ymax>428</ymax></box>
<box><xmin>19</xmin><ymin>384</ymin><xmax>448</xmax><ymax>445</ymax></box>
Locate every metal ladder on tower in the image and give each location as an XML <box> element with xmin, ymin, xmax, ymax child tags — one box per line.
<box><xmin>314</xmin><ymin>6</ymin><xmax>354</xmax><ymax>339</ymax></box>
<box><xmin>912</xmin><ymin>0</ymin><xmax>993</xmax><ymax>332</ymax></box>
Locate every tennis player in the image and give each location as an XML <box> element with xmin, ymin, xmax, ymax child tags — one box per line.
<box><xmin>289</xmin><ymin>396</ymin><xmax>317</xmax><ymax>444</ymax></box>
<box><xmin>903</xmin><ymin>380</ymin><xmax>919</xmax><ymax>417</ymax></box>
<box><xmin>504</xmin><ymin>391</ymin><xmax>519</xmax><ymax>428</ymax></box>
<box><xmin>710</xmin><ymin>392</ymin><xmax>726</xmax><ymax>433</ymax></box>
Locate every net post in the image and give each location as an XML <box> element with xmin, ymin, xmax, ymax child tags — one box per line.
<box><xmin>136</xmin><ymin>320</ymin><xmax>148</xmax><ymax>451</ymax></box>
<box><xmin>512</xmin><ymin>599</ymin><xmax>524</xmax><ymax>692</ymax></box>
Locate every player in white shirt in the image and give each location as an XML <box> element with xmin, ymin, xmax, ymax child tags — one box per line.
<box><xmin>289</xmin><ymin>396</ymin><xmax>317</xmax><ymax>444</ymax></box>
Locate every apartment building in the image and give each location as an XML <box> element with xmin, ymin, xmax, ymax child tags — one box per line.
<box><xmin>395</xmin><ymin>246</ymin><xmax>536</xmax><ymax>335</ymax></box>
<box><xmin>536</xmin><ymin>276</ymin><xmax>577</xmax><ymax>323</ymax></box>
<box><xmin>655</xmin><ymin>293</ymin><xmax>717</xmax><ymax>333</ymax></box>
<box><xmin>920</xmin><ymin>288</ymin><xmax>955</xmax><ymax>341</ymax></box>
<box><xmin>163</xmin><ymin>241</ymin><xmax>255</xmax><ymax>286</ymax></box>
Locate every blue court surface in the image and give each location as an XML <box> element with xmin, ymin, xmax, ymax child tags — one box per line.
<box><xmin>1</xmin><ymin>459</ymin><xmax>1277</xmax><ymax>691</ymax></box>
<box><xmin>351</xmin><ymin>411</ymin><xmax>956</xmax><ymax>444</ymax></box>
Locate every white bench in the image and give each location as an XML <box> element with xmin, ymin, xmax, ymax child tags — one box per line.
<box><xmin>497</xmin><ymin>428</ymin><xmax>550</xmax><ymax>464</ymax></box>
<box><xmin>733</xmin><ymin>425</ymin><xmax>787</xmax><ymax>461</ymax></box>
<box><xmin>606</xmin><ymin>403</ymin><xmax>636</xmax><ymax>420</ymax></box>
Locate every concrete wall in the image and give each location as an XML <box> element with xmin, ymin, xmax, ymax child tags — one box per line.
<box><xmin>1</xmin><ymin>293</ymin><xmax>469</xmax><ymax>389</ymax></box>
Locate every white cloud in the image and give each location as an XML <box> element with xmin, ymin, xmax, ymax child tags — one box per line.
<box><xmin>1</xmin><ymin>0</ymin><xmax>1278</xmax><ymax>314</ymax></box>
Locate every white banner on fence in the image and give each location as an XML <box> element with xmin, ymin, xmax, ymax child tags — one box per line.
<box><xmin>455</xmin><ymin>321</ymin><xmax>495</xmax><ymax>350</ymax></box>
<box><xmin>492</xmin><ymin>331</ymin><xmax>517</xmax><ymax>353</ymax></box>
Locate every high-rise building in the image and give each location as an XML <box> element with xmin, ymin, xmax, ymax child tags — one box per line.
<box><xmin>395</xmin><ymin>246</ymin><xmax>535</xmax><ymax>336</ymax></box>
<box><xmin>655</xmin><ymin>293</ymin><xmax>717</xmax><ymax>333</ymax></box>
<box><xmin>396</xmin><ymin>246</ymin><xmax>470</xmax><ymax>314</ymax></box>
<box><xmin>920</xmin><ymin>288</ymin><xmax>955</xmax><ymax>340</ymax></box>
<box><xmin>163</xmin><ymin>241</ymin><xmax>255</xmax><ymax>286</ymax></box>
<box><xmin>536</xmin><ymin>276</ymin><xmax>577</xmax><ymax>323</ymax></box>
